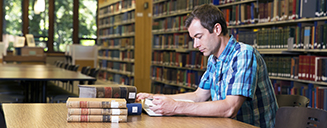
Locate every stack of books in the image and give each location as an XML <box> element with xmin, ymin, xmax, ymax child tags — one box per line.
<box><xmin>66</xmin><ymin>98</ymin><xmax>128</xmax><ymax>122</ymax></box>
<box><xmin>78</xmin><ymin>84</ymin><xmax>142</xmax><ymax>115</ymax></box>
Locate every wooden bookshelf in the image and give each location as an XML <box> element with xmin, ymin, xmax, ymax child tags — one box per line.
<box><xmin>97</xmin><ymin>0</ymin><xmax>138</xmax><ymax>87</ymax></box>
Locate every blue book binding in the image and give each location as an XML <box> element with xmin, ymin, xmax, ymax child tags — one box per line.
<box><xmin>127</xmin><ymin>103</ymin><xmax>142</xmax><ymax>115</ymax></box>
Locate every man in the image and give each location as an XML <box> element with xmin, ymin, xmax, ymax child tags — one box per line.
<box><xmin>137</xmin><ymin>4</ymin><xmax>278</xmax><ymax>128</ymax></box>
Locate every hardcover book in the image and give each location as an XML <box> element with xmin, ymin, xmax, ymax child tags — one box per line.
<box><xmin>79</xmin><ymin>84</ymin><xmax>137</xmax><ymax>103</ymax></box>
<box><xmin>67</xmin><ymin>115</ymin><xmax>127</xmax><ymax>122</ymax></box>
<box><xmin>67</xmin><ymin>108</ymin><xmax>127</xmax><ymax>115</ymax></box>
<box><xmin>66</xmin><ymin>98</ymin><xmax>126</xmax><ymax>108</ymax></box>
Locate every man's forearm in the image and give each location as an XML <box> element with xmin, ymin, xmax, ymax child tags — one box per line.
<box><xmin>173</xmin><ymin>95</ymin><xmax>246</xmax><ymax>117</ymax></box>
<box><xmin>164</xmin><ymin>88</ymin><xmax>210</xmax><ymax>102</ymax></box>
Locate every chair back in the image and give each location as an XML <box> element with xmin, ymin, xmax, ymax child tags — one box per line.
<box><xmin>88</xmin><ymin>68</ymin><xmax>96</xmax><ymax>76</ymax></box>
<box><xmin>58</xmin><ymin>62</ymin><xmax>64</xmax><ymax>68</ymax></box>
<box><xmin>72</xmin><ymin>65</ymin><xmax>79</xmax><ymax>72</ymax></box>
<box><xmin>63</xmin><ymin>63</ymin><xmax>69</xmax><ymax>69</ymax></box>
<box><xmin>67</xmin><ymin>64</ymin><xmax>73</xmax><ymax>70</ymax></box>
<box><xmin>276</xmin><ymin>94</ymin><xmax>309</xmax><ymax>107</ymax></box>
<box><xmin>88</xmin><ymin>68</ymin><xmax>100</xmax><ymax>85</ymax></box>
<box><xmin>275</xmin><ymin>107</ymin><xmax>327</xmax><ymax>128</ymax></box>
<box><xmin>81</xmin><ymin>66</ymin><xmax>90</xmax><ymax>75</ymax></box>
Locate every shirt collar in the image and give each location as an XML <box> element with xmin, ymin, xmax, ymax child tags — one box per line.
<box><xmin>210</xmin><ymin>35</ymin><xmax>237</xmax><ymax>64</ymax></box>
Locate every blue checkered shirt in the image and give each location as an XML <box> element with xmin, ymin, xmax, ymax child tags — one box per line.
<box><xmin>199</xmin><ymin>36</ymin><xmax>278</xmax><ymax>128</ymax></box>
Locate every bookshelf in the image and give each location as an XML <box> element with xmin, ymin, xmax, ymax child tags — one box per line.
<box><xmin>151</xmin><ymin>0</ymin><xmax>215</xmax><ymax>94</ymax></box>
<box><xmin>216</xmin><ymin>0</ymin><xmax>327</xmax><ymax>110</ymax></box>
<box><xmin>150</xmin><ymin>0</ymin><xmax>327</xmax><ymax>109</ymax></box>
<box><xmin>97</xmin><ymin>0</ymin><xmax>153</xmax><ymax>93</ymax></box>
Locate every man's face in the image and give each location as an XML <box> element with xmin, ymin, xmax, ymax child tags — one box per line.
<box><xmin>188</xmin><ymin>19</ymin><xmax>220</xmax><ymax>57</ymax></box>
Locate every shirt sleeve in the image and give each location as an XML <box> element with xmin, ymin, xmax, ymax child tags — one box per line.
<box><xmin>226</xmin><ymin>49</ymin><xmax>257</xmax><ymax>99</ymax></box>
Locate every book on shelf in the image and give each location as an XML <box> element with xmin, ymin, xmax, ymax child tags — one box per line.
<box><xmin>67</xmin><ymin>115</ymin><xmax>127</xmax><ymax>122</ymax></box>
<box><xmin>66</xmin><ymin>98</ymin><xmax>126</xmax><ymax>108</ymax></box>
<box><xmin>67</xmin><ymin>108</ymin><xmax>128</xmax><ymax>115</ymax></box>
<box><xmin>78</xmin><ymin>84</ymin><xmax>137</xmax><ymax>103</ymax></box>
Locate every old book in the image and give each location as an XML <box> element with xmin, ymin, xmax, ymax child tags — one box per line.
<box><xmin>66</xmin><ymin>98</ymin><xmax>126</xmax><ymax>108</ymax></box>
<box><xmin>78</xmin><ymin>84</ymin><xmax>136</xmax><ymax>103</ymax></box>
<box><xmin>67</xmin><ymin>108</ymin><xmax>127</xmax><ymax>115</ymax></box>
<box><xmin>67</xmin><ymin>115</ymin><xmax>127</xmax><ymax>122</ymax></box>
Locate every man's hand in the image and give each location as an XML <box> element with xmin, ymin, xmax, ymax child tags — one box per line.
<box><xmin>150</xmin><ymin>95</ymin><xmax>179</xmax><ymax>115</ymax></box>
<box><xmin>136</xmin><ymin>93</ymin><xmax>154</xmax><ymax>102</ymax></box>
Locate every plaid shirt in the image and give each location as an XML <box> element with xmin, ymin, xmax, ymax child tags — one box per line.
<box><xmin>199</xmin><ymin>36</ymin><xmax>278</xmax><ymax>128</ymax></box>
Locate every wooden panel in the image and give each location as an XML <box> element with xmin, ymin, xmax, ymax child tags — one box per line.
<box><xmin>48</xmin><ymin>0</ymin><xmax>54</xmax><ymax>52</ymax></box>
<box><xmin>0</xmin><ymin>0</ymin><xmax>3</xmax><ymax>41</ymax></box>
<box><xmin>73</xmin><ymin>0</ymin><xmax>79</xmax><ymax>44</ymax></box>
<box><xmin>143</xmin><ymin>0</ymin><xmax>153</xmax><ymax>93</ymax></box>
<box><xmin>134</xmin><ymin>0</ymin><xmax>153</xmax><ymax>93</ymax></box>
<box><xmin>75</xmin><ymin>60</ymin><xmax>95</xmax><ymax>71</ymax></box>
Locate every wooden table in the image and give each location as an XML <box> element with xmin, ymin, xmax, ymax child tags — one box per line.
<box><xmin>0</xmin><ymin>64</ymin><xmax>95</xmax><ymax>102</ymax></box>
<box><xmin>2</xmin><ymin>103</ymin><xmax>258</xmax><ymax>128</ymax></box>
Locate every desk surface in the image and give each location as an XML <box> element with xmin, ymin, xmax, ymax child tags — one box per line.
<box><xmin>2</xmin><ymin>103</ymin><xmax>258</xmax><ymax>128</ymax></box>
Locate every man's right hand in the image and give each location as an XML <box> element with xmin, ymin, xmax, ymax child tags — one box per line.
<box><xmin>136</xmin><ymin>92</ymin><xmax>154</xmax><ymax>102</ymax></box>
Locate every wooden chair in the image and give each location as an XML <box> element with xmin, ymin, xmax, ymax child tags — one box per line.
<box><xmin>276</xmin><ymin>94</ymin><xmax>309</xmax><ymax>107</ymax></box>
<box><xmin>275</xmin><ymin>107</ymin><xmax>327</xmax><ymax>128</ymax></box>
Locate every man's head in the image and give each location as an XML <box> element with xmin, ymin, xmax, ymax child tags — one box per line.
<box><xmin>185</xmin><ymin>4</ymin><xmax>228</xmax><ymax>35</ymax></box>
<box><xmin>185</xmin><ymin>4</ymin><xmax>228</xmax><ymax>57</ymax></box>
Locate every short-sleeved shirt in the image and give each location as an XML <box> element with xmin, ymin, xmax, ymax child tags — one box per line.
<box><xmin>198</xmin><ymin>35</ymin><xmax>278</xmax><ymax>128</ymax></box>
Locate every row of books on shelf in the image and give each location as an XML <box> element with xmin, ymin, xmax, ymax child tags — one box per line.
<box><xmin>264</xmin><ymin>55</ymin><xmax>327</xmax><ymax>82</ymax></box>
<box><xmin>98</xmin><ymin>70</ymin><xmax>134</xmax><ymax>85</ymax></box>
<box><xmin>153</xmin><ymin>0</ymin><xmax>195</xmax><ymax>17</ymax></box>
<box><xmin>274</xmin><ymin>81</ymin><xmax>327</xmax><ymax>111</ymax></box>
<box><xmin>151</xmin><ymin>83</ymin><xmax>195</xmax><ymax>94</ymax></box>
<box><xmin>99</xmin><ymin>11</ymin><xmax>135</xmax><ymax>27</ymax></box>
<box><xmin>99</xmin><ymin>24</ymin><xmax>135</xmax><ymax>36</ymax></box>
<box><xmin>223</xmin><ymin>0</ymin><xmax>326</xmax><ymax>26</ymax></box>
<box><xmin>66</xmin><ymin>84</ymin><xmax>141</xmax><ymax>122</ymax></box>
<box><xmin>255</xmin><ymin>27</ymin><xmax>293</xmax><ymax>49</ymax></box>
<box><xmin>99</xmin><ymin>37</ymin><xmax>135</xmax><ymax>48</ymax></box>
<box><xmin>234</xmin><ymin>22</ymin><xmax>327</xmax><ymax>49</ymax></box>
<box><xmin>151</xmin><ymin>67</ymin><xmax>204</xmax><ymax>89</ymax></box>
<box><xmin>99</xmin><ymin>60</ymin><xmax>135</xmax><ymax>74</ymax></box>
<box><xmin>153</xmin><ymin>15</ymin><xmax>188</xmax><ymax>33</ymax></box>
<box><xmin>153</xmin><ymin>33</ymin><xmax>192</xmax><ymax>49</ymax></box>
<box><xmin>213</xmin><ymin>0</ymin><xmax>254</xmax><ymax>5</ymax></box>
<box><xmin>99</xmin><ymin>50</ymin><xmax>134</xmax><ymax>61</ymax></box>
<box><xmin>99</xmin><ymin>0</ymin><xmax>135</xmax><ymax>15</ymax></box>
<box><xmin>152</xmin><ymin>51</ymin><xmax>208</xmax><ymax>70</ymax></box>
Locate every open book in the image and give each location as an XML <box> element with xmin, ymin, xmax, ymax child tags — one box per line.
<box><xmin>143</xmin><ymin>98</ymin><xmax>194</xmax><ymax>116</ymax></box>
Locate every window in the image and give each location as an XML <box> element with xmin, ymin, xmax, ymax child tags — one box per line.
<box><xmin>3</xmin><ymin>0</ymin><xmax>22</xmax><ymax>51</ymax></box>
<box><xmin>29</xmin><ymin>0</ymin><xmax>49</xmax><ymax>51</ymax></box>
<box><xmin>79</xmin><ymin>0</ymin><xmax>97</xmax><ymax>46</ymax></box>
<box><xmin>2</xmin><ymin>0</ymin><xmax>98</xmax><ymax>52</ymax></box>
<box><xmin>54</xmin><ymin>0</ymin><xmax>74</xmax><ymax>52</ymax></box>
<box><xmin>3</xmin><ymin>0</ymin><xmax>22</xmax><ymax>35</ymax></box>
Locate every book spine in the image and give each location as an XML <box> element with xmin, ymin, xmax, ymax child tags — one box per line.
<box><xmin>66</xmin><ymin>101</ymin><xmax>126</xmax><ymax>108</ymax></box>
<box><xmin>68</xmin><ymin>108</ymin><xmax>128</xmax><ymax>115</ymax></box>
<box><xmin>67</xmin><ymin>115</ymin><xmax>127</xmax><ymax>122</ymax></box>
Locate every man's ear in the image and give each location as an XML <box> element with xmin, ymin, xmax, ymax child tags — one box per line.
<box><xmin>213</xmin><ymin>23</ymin><xmax>221</xmax><ymax>36</ymax></box>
